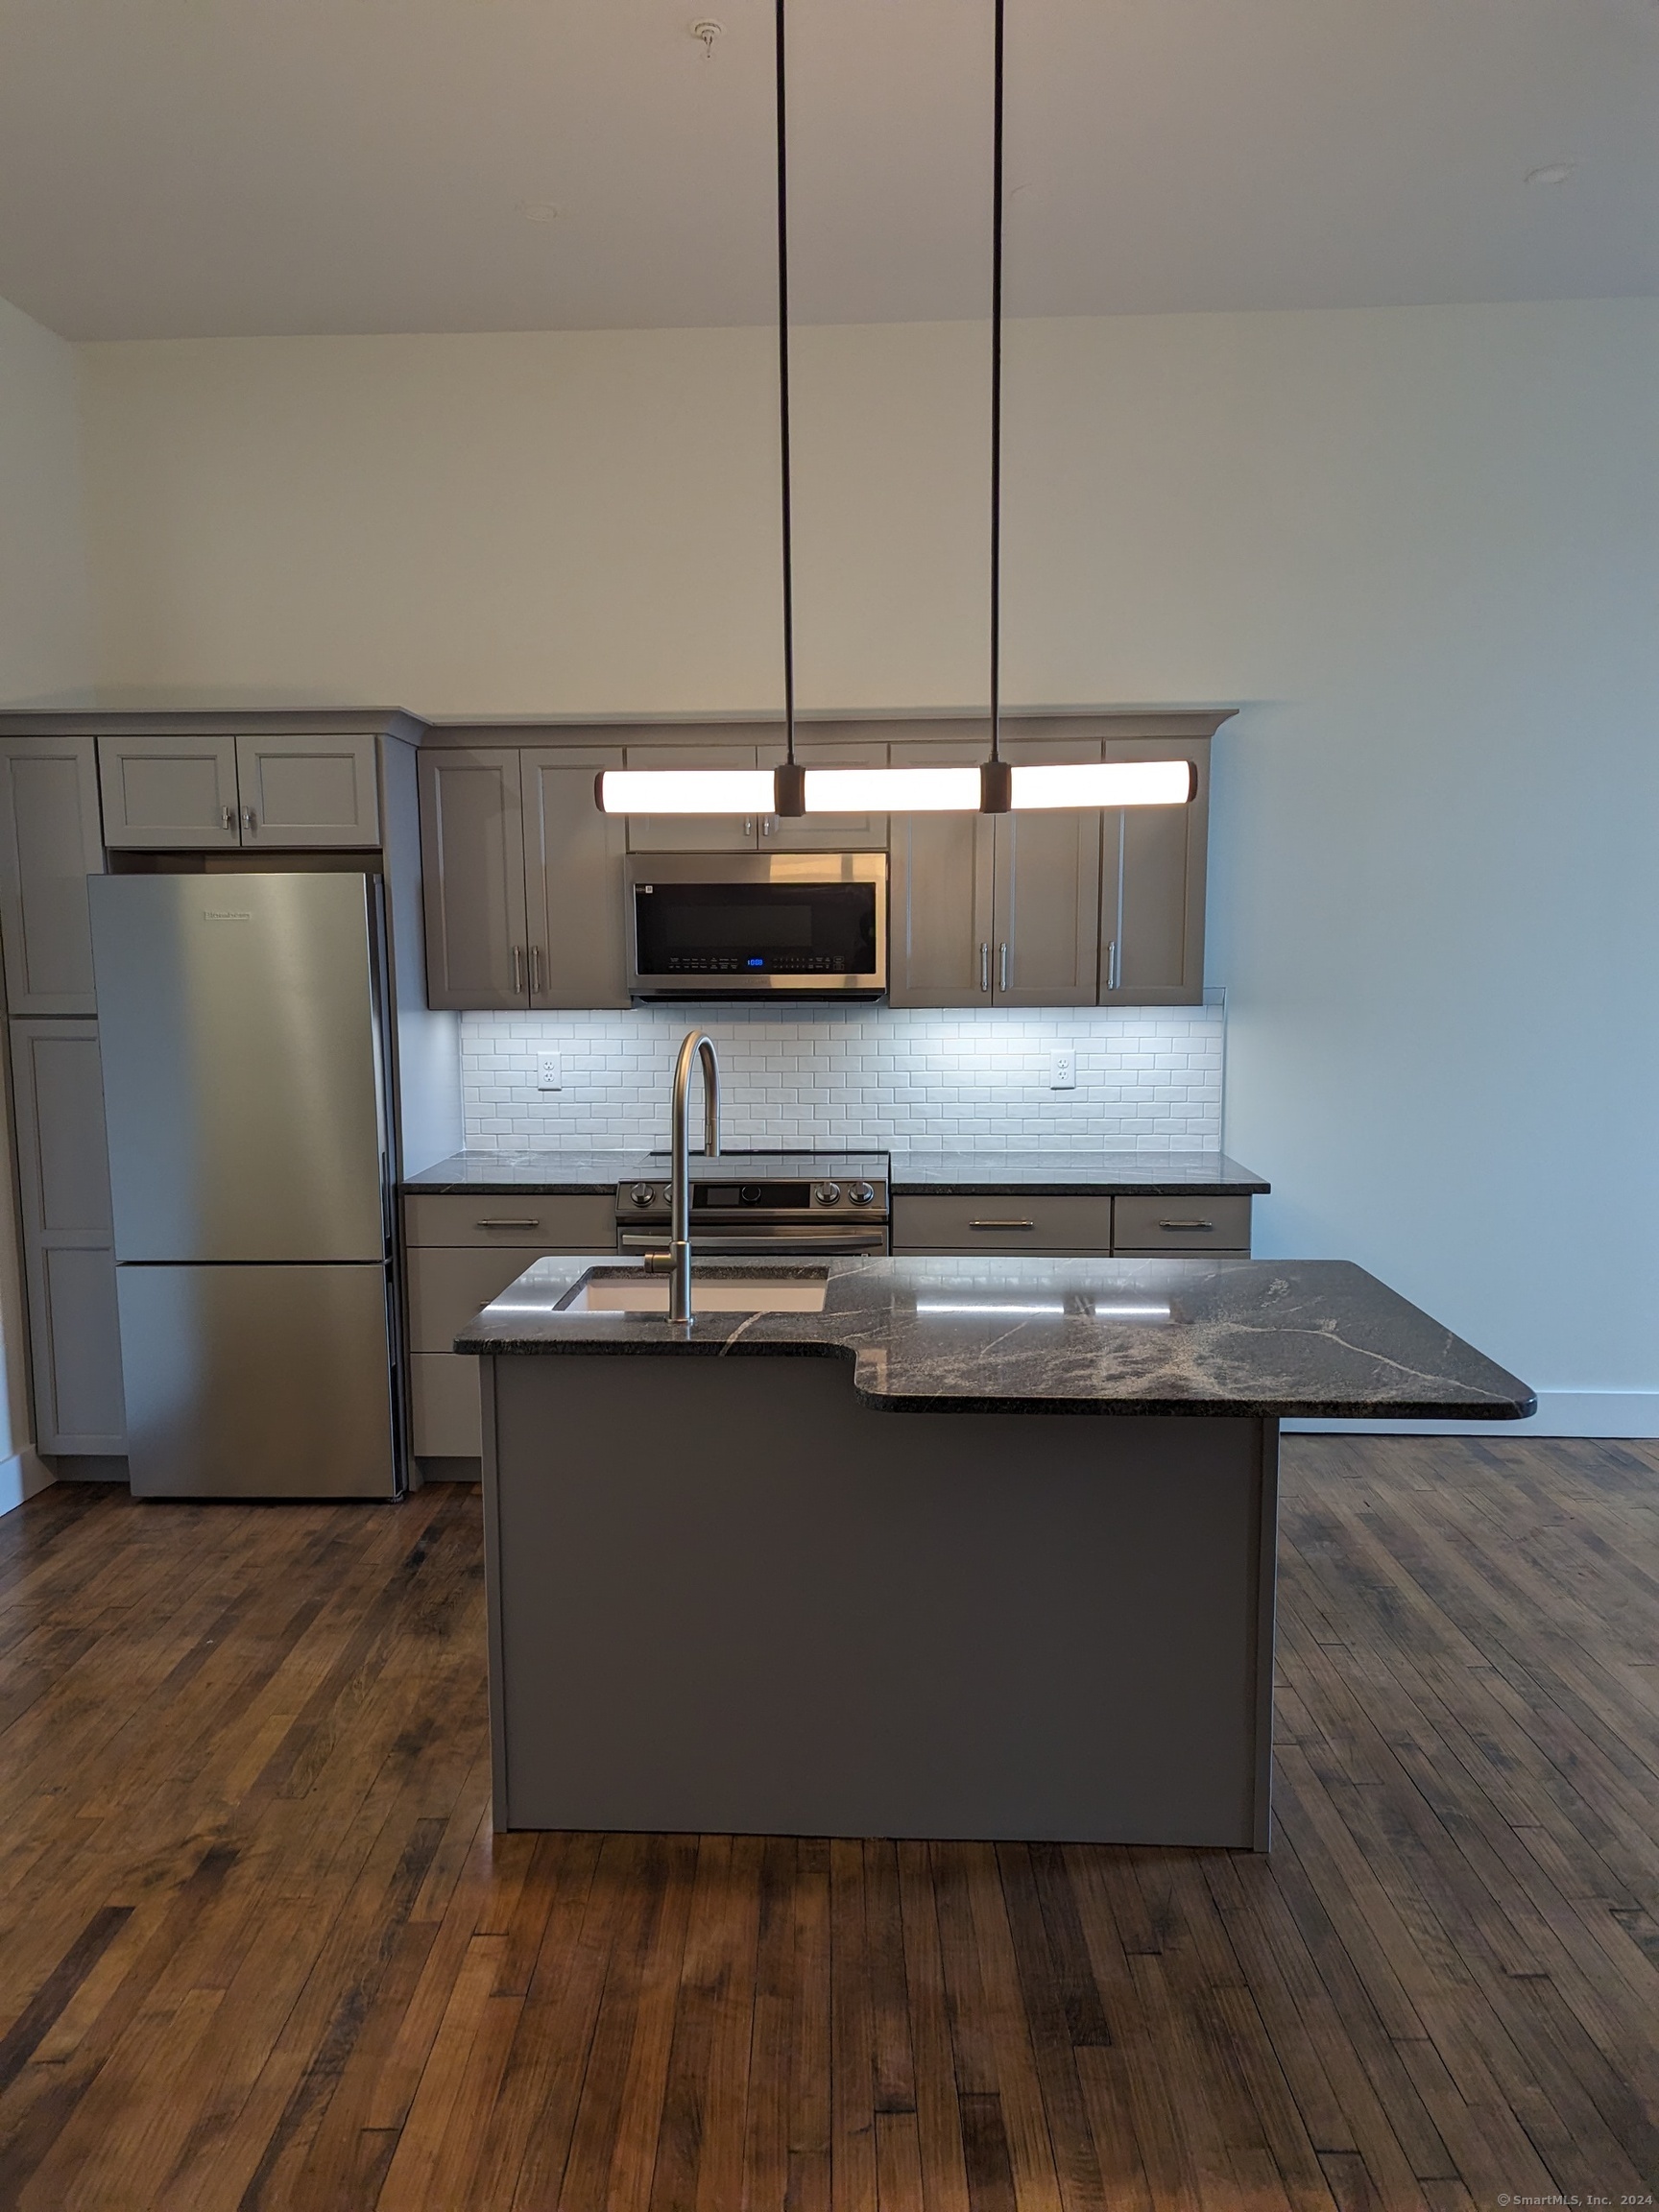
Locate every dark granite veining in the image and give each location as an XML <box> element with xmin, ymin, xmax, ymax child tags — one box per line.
<box><xmin>455</xmin><ymin>1253</ymin><xmax>1532</xmax><ymax>1421</ymax></box>
<box><xmin>404</xmin><ymin>1148</ymin><xmax>1267</xmax><ymax>1198</ymax></box>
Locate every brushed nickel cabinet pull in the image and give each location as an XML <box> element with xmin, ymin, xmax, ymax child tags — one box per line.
<box><xmin>512</xmin><ymin>945</ymin><xmax>524</xmax><ymax>994</ymax></box>
<box><xmin>969</xmin><ymin>1217</ymin><xmax>1036</xmax><ymax>1231</ymax></box>
<box><xmin>998</xmin><ymin>941</ymin><xmax>1009</xmax><ymax>990</ymax></box>
<box><xmin>1158</xmin><ymin>1218</ymin><xmax>1214</xmax><ymax>1232</ymax></box>
<box><xmin>979</xmin><ymin>943</ymin><xmax>991</xmax><ymax>992</ymax></box>
<box><xmin>242</xmin><ymin>805</ymin><xmax>256</xmax><ymax>833</ymax></box>
<box><xmin>530</xmin><ymin>945</ymin><xmax>543</xmax><ymax>994</ymax></box>
<box><xmin>222</xmin><ymin>804</ymin><xmax>236</xmax><ymax>831</ymax></box>
<box><xmin>1107</xmin><ymin>939</ymin><xmax>1121</xmax><ymax>990</ymax></box>
<box><xmin>474</xmin><ymin>1216</ymin><xmax>541</xmax><ymax>1230</ymax></box>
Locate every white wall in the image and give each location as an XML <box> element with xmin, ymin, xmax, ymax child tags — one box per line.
<box><xmin>0</xmin><ymin>292</ymin><xmax>96</xmax><ymax>1511</ymax></box>
<box><xmin>78</xmin><ymin>301</ymin><xmax>1659</xmax><ymax>1429</ymax></box>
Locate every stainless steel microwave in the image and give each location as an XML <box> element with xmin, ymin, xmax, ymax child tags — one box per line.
<box><xmin>624</xmin><ymin>853</ymin><xmax>887</xmax><ymax>999</ymax></box>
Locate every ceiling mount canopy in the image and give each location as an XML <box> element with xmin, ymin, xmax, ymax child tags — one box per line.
<box><xmin>596</xmin><ymin>0</ymin><xmax>1196</xmax><ymax>823</ymax></box>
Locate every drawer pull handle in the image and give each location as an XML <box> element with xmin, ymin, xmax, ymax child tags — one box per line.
<box><xmin>1157</xmin><ymin>1218</ymin><xmax>1214</xmax><ymax>1232</ymax></box>
<box><xmin>969</xmin><ymin>1218</ymin><xmax>1036</xmax><ymax>1231</ymax></box>
<box><xmin>474</xmin><ymin>1216</ymin><xmax>541</xmax><ymax>1230</ymax></box>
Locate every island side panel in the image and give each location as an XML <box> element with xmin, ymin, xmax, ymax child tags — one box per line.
<box><xmin>1252</xmin><ymin>1418</ymin><xmax>1281</xmax><ymax>1852</ymax></box>
<box><xmin>489</xmin><ymin>1352</ymin><xmax>1275</xmax><ymax>1846</ymax></box>
<box><xmin>479</xmin><ymin>1358</ymin><xmax>511</xmax><ymax>1832</ymax></box>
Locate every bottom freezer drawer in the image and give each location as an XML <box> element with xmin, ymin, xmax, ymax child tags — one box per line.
<box><xmin>118</xmin><ymin>1263</ymin><xmax>396</xmax><ymax>1499</ymax></box>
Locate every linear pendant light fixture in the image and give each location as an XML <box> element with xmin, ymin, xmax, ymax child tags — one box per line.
<box><xmin>596</xmin><ymin>0</ymin><xmax>1195</xmax><ymax>821</ymax></box>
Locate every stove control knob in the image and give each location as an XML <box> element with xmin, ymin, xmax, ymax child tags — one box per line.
<box><xmin>812</xmin><ymin>1182</ymin><xmax>842</xmax><ymax>1207</ymax></box>
<box><xmin>629</xmin><ymin>1182</ymin><xmax>656</xmax><ymax>1208</ymax></box>
<box><xmin>848</xmin><ymin>1182</ymin><xmax>876</xmax><ymax>1207</ymax></box>
<box><xmin>739</xmin><ymin>1185</ymin><xmax>762</xmax><ymax>1206</ymax></box>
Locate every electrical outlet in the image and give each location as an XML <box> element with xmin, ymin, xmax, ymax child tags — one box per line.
<box><xmin>1050</xmin><ymin>1049</ymin><xmax>1076</xmax><ymax>1091</ymax></box>
<box><xmin>536</xmin><ymin>1051</ymin><xmax>562</xmax><ymax>1091</ymax></box>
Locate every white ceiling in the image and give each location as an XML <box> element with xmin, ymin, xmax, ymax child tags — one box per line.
<box><xmin>0</xmin><ymin>0</ymin><xmax>1654</xmax><ymax>341</ymax></box>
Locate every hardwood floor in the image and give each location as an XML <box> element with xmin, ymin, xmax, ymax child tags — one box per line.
<box><xmin>0</xmin><ymin>1435</ymin><xmax>1655</xmax><ymax>2209</ymax></box>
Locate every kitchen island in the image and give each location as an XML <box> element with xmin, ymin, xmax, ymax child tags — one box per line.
<box><xmin>457</xmin><ymin>1253</ymin><xmax>1531</xmax><ymax>1848</ymax></box>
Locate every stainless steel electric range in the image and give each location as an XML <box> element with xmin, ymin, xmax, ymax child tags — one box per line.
<box><xmin>613</xmin><ymin>1152</ymin><xmax>890</xmax><ymax>1258</ymax></box>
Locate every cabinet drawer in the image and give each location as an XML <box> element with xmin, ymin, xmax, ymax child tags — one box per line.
<box><xmin>410</xmin><ymin>1353</ymin><xmax>482</xmax><ymax>1458</ymax></box>
<box><xmin>892</xmin><ymin>1193</ymin><xmax>1115</xmax><ymax>1254</ymax></box>
<box><xmin>1112</xmin><ymin>1195</ymin><xmax>1251</xmax><ymax>1253</ymax></box>
<box><xmin>407</xmin><ymin>1245</ymin><xmax>552</xmax><ymax>1352</ymax></box>
<box><xmin>403</xmin><ymin>1192</ymin><xmax>615</xmax><ymax>1250</ymax></box>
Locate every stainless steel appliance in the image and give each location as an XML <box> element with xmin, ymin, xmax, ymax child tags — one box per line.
<box><xmin>87</xmin><ymin>873</ymin><xmax>400</xmax><ymax>1499</ymax></box>
<box><xmin>615</xmin><ymin>1153</ymin><xmax>890</xmax><ymax>1258</ymax></box>
<box><xmin>624</xmin><ymin>854</ymin><xmax>887</xmax><ymax>1000</ymax></box>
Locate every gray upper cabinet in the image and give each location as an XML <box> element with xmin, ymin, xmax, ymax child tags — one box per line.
<box><xmin>9</xmin><ymin>1020</ymin><xmax>126</xmax><ymax>1454</ymax></box>
<box><xmin>886</xmin><ymin>742</ymin><xmax>996</xmax><ymax>1007</ymax></box>
<box><xmin>760</xmin><ymin>734</ymin><xmax>889</xmax><ymax>854</ymax></box>
<box><xmin>993</xmin><ymin>740</ymin><xmax>1102</xmax><ymax>1007</ymax></box>
<box><xmin>0</xmin><ymin>734</ymin><xmax>106</xmax><ymax>1014</ymax></box>
<box><xmin>98</xmin><ymin>733</ymin><xmax>240</xmax><ymax>850</ymax></box>
<box><xmin>623</xmin><ymin>742</ymin><xmax>761</xmax><ymax>854</ymax></box>
<box><xmin>522</xmin><ymin>748</ymin><xmax>629</xmax><ymax>1009</ymax></box>
<box><xmin>889</xmin><ymin>738</ymin><xmax>1102</xmax><ymax>1009</ymax></box>
<box><xmin>234</xmin><ymin>733</ymin><xmax>380</xmax><ymax>848</ymax></box>
<box><xmin>1099</xmin><ymin>737</ymin><xmax>1210</xmax><ymax>1006</ymax></box>
<box><xmin>418</xmin><ymin>750</ymin><xmax>529</xmax><ymax>1009</ymax></box>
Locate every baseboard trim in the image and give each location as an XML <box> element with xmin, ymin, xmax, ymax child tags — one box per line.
<box><xmin>0</xmin><ymin>1450</ymin><xmax>56</xmax><ymax>1518</ymax></box>
<box><xmin>1286</xmin><ymin>1391</ymin><xmax>1659</xmax><ymax>1441</ymax></box>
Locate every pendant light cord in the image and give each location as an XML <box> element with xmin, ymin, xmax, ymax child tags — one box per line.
<box><xmin>776</xmin><ymin>0</ymin><xmax>796</xmax><ymax>778</ymax></box>
<box><xmin>990</xmin><ymin>0</ymin><xmax>1005</xmax><ymax>769</ymax></box>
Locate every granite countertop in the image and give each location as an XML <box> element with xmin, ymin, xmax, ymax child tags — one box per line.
<box><xmin>404</xmin><ymin>1149</ymin><xmax>1268</xmax><ymax>1197</ymax></box>
<box><xmin>453</xmin><ymin>1253</ymin><xmax>1532</xmax><ymax>1421</ymax></box>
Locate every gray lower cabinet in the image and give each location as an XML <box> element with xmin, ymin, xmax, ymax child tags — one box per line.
<box><xmin>523</xmin><ymin>748</ymin><xmax>629</xmax><ymax>1008</ymax></box>
<box><xmin>0</xmin><ymin>735</ymin><xmax>106</xmax><ymax>1015</ymax></box>
<box><xmin>892</xmin><ymin>1190</ymin><xmax>1251</xmax><ymax>1257</ymax></box>
<box><xmin>234</xmin><ymin>733</ymin><xmax>380</xmax><ymax>848</ymax></box>
<box><xmin>403</xmin><ymin>1192</ymin><xmax>616</xmax><ymax>1461</ymax></box>
<box><xmin>418</xmin><ymin>749</ymin><xmax>529</xmax><ymax>1009</ymax></box>
<box><xmin>9</xmin><ymin>1020</ymin><xmax>126</xmax><ymax>1454</ymax></box>
<box><xmin>1099</xmin><ymin>738</ymin><xmax>1210</xmax><ymax>1006</ymax></box>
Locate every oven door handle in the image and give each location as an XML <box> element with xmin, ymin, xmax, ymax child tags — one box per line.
<box><xmin>617</xmin><ymin>1229</ymin><xmax>889</xmax><ymax>1255</ymax></box>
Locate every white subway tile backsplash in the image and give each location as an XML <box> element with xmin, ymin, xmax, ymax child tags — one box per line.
<box><xmin>460</xmin><ymin>1002</ymin><xmax>1225</xmax><ymax>1154</ymax></box>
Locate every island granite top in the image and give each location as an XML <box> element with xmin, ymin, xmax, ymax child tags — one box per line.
<box><xmin>453</xmin><ymin>1253</ymin><xmax>1531</xmax><ymax>1421</ymax></box>
<box><xmin>404</xmin><ymin>1149</ymin><xmax>1269</xmax><ymax>1198</ymax></box>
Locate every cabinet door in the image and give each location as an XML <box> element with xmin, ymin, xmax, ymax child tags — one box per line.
<box><xmin>97</xmin><ymin>733</ymin><xmax>240</xmax><ymax>849</ymax></box>
<box><xmin>885</xmin><ymin>742</ymin><xmax>996</xmax><ymax>1008</ymax></box>
<box><xmin>234</xmin><ymin>733</ymin><xmax>381</xmax><ymax>848</ymax></box>
<box><xmin>992</xmin><ymin>740</ymin><xmax>1101</xmax><ymax>1006</ymax></box>
<box><xmin>417</xmin><ymin>750</ymin><xmax>529</xmax><ymax>1010</ymax></box>
<box><xmin>1099</xmin><ymin>737</ymin><xmax>1209</xmax><ymax>1006</ymax></box>
<box><xmin>522</xmin><ymin>748</ymin><xmax>630</xmax><ymax>1008</ymax></box>
<box><xmin>623</xmin><ymin>744</ymin><xmax>761</xmax><ymax>854</ymax></box>
<box><xmin>760</xmin><ymin>736</ymin><xmax>889</xmax><ymax>853</ymax></box>
<box><xmin>9</xmin><ymin>1020</ymin><xmax>126</xmax><ymax>1454</ymax></box>
<box><xmin>0</xmin><ymin>736</ymin><xmax>106</xmax><ymax>1014</ymax></box>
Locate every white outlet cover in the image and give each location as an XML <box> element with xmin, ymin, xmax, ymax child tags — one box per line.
<box><xmin>1050</xmin><ymin>1050</ymin><xmax>1076</xmax><ymax>1091</ymax></box>
<box><xmin>536</xmin><ymin>1051</ymin><xmax>561</xmax><ymax>1091</ymax></box>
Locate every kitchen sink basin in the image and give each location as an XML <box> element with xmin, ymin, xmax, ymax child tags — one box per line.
<box><xmin>555</xmin><ymin>1265</ymin><xmax>830</xmax><ymax>1315</ymax></box>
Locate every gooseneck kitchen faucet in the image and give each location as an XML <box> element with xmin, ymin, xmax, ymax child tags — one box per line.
<box><xmin>669</xmin><ymin>1030</ymin><xmax>721</xmax><ymax>1323</ymax></box>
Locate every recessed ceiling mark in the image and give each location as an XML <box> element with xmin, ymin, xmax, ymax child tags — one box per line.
<box><xmin>691</xmin><ymin>19</ymin><xmax>724</xmax><ymax>59</ymax></box>
<box><xmin>1524</xmin><ymin>162</ymin><xmax>1578</xmax><ymax>184</ymax></box>
<box><xmin>518</xmin><ymin>201</ymin><xmax>562</xmax><ymax>225</ymax></box>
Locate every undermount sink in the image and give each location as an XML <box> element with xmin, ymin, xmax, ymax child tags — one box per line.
<box><xmin>555</xmin><ymin>1265</ymin><xmax>830</xmax><ymax>1316</ymax></box>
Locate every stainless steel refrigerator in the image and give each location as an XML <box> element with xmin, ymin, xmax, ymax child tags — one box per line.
<box><xmin>88</xmin><ymin>873</ymin><xmax>400</xmax><ymax>1499</ymax></box>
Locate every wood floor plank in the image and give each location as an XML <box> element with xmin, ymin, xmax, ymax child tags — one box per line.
<box><xmin>0</xmin><ymin>1444</ymin><xmax>1655</xmax><ymax>2208</ymax></box>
